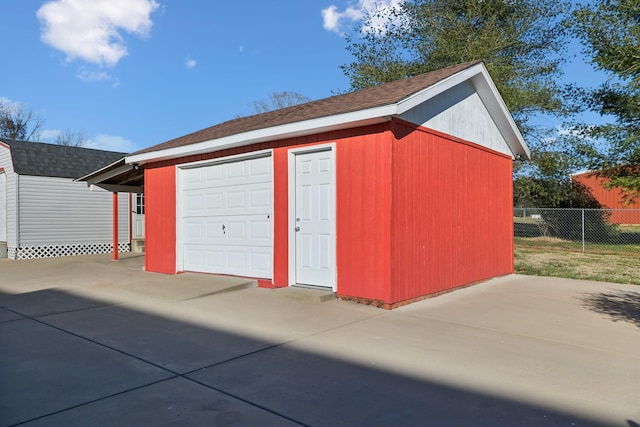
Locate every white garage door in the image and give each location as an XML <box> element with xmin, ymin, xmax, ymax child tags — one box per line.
<box><xmin>180</xmin><ymin>155</ymin><xmax>273</xmax><ymax>278</ymax></box>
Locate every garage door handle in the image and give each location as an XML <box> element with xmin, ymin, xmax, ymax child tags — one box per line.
<box><xmin>222</xmin><ymin>224</ymin><xmax>226</xmax><ymax>234</ymax></box>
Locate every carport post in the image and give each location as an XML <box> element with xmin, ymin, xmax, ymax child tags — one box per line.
<box><xmin>112</xmin><ymin>192</ymin><xmax>118</xmax><ymax>261</ymax></box>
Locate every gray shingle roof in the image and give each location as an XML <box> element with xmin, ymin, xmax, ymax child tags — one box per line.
<box><xmin>0</xmin><ymin>139</ymin><xmax>126</xmax><ymax>179</ymax></box>
<box><xmin>132</xmin><ymin>61</ymin><xmax>481</xmax><ymax>156</ymax></box>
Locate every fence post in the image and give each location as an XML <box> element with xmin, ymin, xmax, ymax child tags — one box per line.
<box><xmin>581</xmin><ymin>209</ymin><xmax>585</xmax><ymax>253</ymax></box>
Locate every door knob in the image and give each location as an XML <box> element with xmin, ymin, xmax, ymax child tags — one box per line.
<box><xmin>295</xmin><ymin>226</ymin><xmax>300</xmax><ymax>232</ymax></box>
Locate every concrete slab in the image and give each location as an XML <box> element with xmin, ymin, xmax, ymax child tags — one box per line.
<box><xmin>1</xmin><ymin>255</ymin><xmax>639</xmax><ymax>426</ymax></box>
<box><xmin>40</xmin><ymin>293</ymin><xmax>275</xmax><ymax>374</ymax></box>
<box><xmin>279</xmin><ymin>305</ymin><xmax>639</xmax><ymax>425</ymax></box>
<box><xmin>23</xmin><ymin>377</ymin><xmax>301</xmax><ymax>427</ymax></box>
<box><xmin>0</xmin><ymin>316</ymin><xmax>172</xmax><ymax>426</ymax></box>
<box><xmin>0</xmin><ymin>288</ymin><xmax>115</xmax><ymax>318</ymax></box>
<box><xmin>272</xmin><ymin>286</ymin><xmax>336</xmax><ymax>303</ymax></box>
<box><xmin>119</xmin><ymin>274</ymin><xmax>256</xmax><ymax>301</ymax></box>
<box><xmin>174</xmin><ymin>287</ymin><xmax>379</xmax><ymax>343</ymax></box>
<box><xmin>0</xmin><ymin>305</ymin><xmax>23</xmax><ymax>323</ymax></box>
<box><xmin>189</xmin><ymin>345</ymin><xmax>607</xmax><ymax>427</ymax></box>
<box><xmin>396</xmin><ymin>274</ymin><xmax>640</xmax><ymax>355</ymax></box>
<box><xmin>0</xmin><ymin>254</ymin><xmax>151</xmax><ymax>294</ymax></box>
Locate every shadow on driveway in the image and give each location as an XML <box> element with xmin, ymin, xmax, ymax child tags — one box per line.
<box><xmin>581</xmin><ymin>291</ymin><xmax>640</xmax><ymax>328</ymax></box>
<box><xmin>0</xmin><ymin>288</ymin><xmax>625</xmax><ymax>427</ymax></box>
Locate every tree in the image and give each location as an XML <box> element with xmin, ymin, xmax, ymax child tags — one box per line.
<box><xmin>514</xmin><ymin>150</ymin><xmax>598</xmax><ymax>208</ymax></box>
<box><xmin>570</xmin><ymin>0</ymin><xmax>640</xmax><ymax>201</ymax></box>
<box><xmin>55</xmin><ymin>128</ymin><xmax>87</xmax><ymax>147</ymax></box>
<box><xmin>249</xmin><ymin>91</ymin><xmax>312</xmax><ymax>114</ymax></box>
<box><xmin>341</xmin><ymin>0</ymin><xmax>570</xmax><ymax>137</ymax></box>
<box><xmin>0</xmin><ymin>100</ymin><xmax>44</xmax><ymax>141</ymax></box>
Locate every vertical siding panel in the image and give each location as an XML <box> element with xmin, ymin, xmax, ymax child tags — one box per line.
<box><xmin>145</xmin><ymin>165</ymin><xmax>176</xmax><ymax>274</ymax></box>
<box><xmin>336</xmin><ymin>130</ymin><xmax>392</xmax><ymax>302</ymax></box>
<box><xmin>0</xmin><ymin>145</ymin><xmax>17</xmax><ymax>248</ymax></box>
<box><xmin>272</xmin><ymin>148</ymin><xmax>288</xmax><ymax>287</ymax></box>
<box><xmin>390</xmin><ymin>120</ymin><xmax>513</xmax><ymax>304</ymax></box>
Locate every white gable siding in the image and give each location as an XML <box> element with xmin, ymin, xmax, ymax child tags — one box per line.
<box><xmin>400</xmin><ymin>80</ymin><xmax>512</xmax><ymax>157</ymax></box>
<box><xmin>0</xmin><ymin>144</ymin><xmax>17</xmax><ymax>249</ymax></box>
<box><xmin>17</xmin><ymin>175</ymin><xmax>129</xmax><ymax>246</ymax></box>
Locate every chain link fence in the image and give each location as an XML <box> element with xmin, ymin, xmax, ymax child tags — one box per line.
<box><xmin>514</xmin><ymin>208</ymin><xmax>640</xmax><ymax>253</ymax></box>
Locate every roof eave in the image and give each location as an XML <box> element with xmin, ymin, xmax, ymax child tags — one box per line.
<box><xmin>472</xmin><ymin>65</ymin><xmax>530</xmax><ymax>160</ymax></box>
<box><xmin>74</xmin><ymin>157</ymin><xmax>127</xmax><ymax>183</ymax></box>
<box><xmin>126</xmin><ymin>106</ymin><xmax>397</xmax><ymax>165</ymax></box>
<box><xmin>126</xmin><ymin>62</ymin><xmax>529</xmax><ymax>165</ymax></box>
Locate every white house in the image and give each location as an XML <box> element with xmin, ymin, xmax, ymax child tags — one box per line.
<box><xmin>0</xmin><ymin>138</ymin><xmax>143</xmax><ymax>259</ymax></box>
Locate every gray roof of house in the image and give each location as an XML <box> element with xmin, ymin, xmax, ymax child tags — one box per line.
<box><xmin>0</xmin><ymin>138</ymin><xmax>126</xmax><ymax>179</ymax></box>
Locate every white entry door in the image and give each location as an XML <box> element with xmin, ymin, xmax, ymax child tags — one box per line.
<box><xmin>180</xmin><ymin>155</ymin><xmax>273</xmax><ymax>278</ymax></box>
<box><xmin>0</xmin><ymin>173</ymin><xmax>6</xmax><ymax>242</ymax></box>
<box><xmin>294</xmin><ymin>149</ymin><xmax>336</xmax><ymax>288</ymax></box>
<box><xmin>132</xmin><ymin>193</ymin><xmax>145</xmax><ymax>239</ymax></box>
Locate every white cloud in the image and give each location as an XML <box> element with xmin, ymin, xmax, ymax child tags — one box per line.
<box><xmin>39</xmin><ymin>129</ymin><xmax>62</xmax><ymax>142</ymax></box>
<box><xmin>322</xmin><ymin>0</ymin><xmax>402</xmax><ymax>35</ymax></box>
<box><xmin>0</xmin><ymin>96</ymin><xmax>21</xmax><ymax>109</ymax></box>
<box><xmin>37</xmin><ymin>0</ymin><xmax>160</xmax><ymax>67</ymax></box>
<box><xmin>185</xmin><ymin>56</ymin><xmax>197</xmax><ymax>69</ymax></box>
<box><xmin>77</xmin><ymin>67</ymin><xmax>111</xmax><ymax>82</ymax></box>
<box><xmin>86</xmin><ymin>134</ymin><xmax>137</xmax><ymax>153</ymax></box>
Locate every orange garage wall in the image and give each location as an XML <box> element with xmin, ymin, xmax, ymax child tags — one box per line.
<box><xmin>144</xmin><ymin>165</ymin><xmax>176</xmax><ymax>274</ymax></box>
<box><xmin>334</xmin><ymin>128</ymin><xmax>393</xmax><ymax>303</ymax></box>
<box><xmin>389</xmin><ymin>119</ymin><xmax>514</xmax><ymax>304</ymax></box>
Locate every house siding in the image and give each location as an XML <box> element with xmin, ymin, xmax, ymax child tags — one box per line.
<box><xmin>0</xmin><ymin>143</ymin><xmax>18</xmax><ymax>250</ymax></box>
<box><xmin>389</xmin><ymin>120</ymin><xmax>514</xmax><ymax>303</ymax></box>
<box><xmin>18</xmin><ymin>175</ymin><xmax>129</xmax><ymax>245</ymax></box>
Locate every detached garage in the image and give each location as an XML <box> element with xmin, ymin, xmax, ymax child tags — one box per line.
<box><xmin>99</xmin><ymin>61</ymin><xmax>530</xmax><ymax>307</ymax></box>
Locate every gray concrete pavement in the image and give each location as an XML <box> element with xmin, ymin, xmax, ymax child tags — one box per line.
<box><xmin>0</xmin><ymin>254</ymin><xmax>639</xmax><ymax>426</ymax></box>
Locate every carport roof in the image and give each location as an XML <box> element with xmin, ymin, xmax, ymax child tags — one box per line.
<box><xmin>0</xmin><ymin>138</ymin><xmax>126</xmax><ymax>179</ymax></box>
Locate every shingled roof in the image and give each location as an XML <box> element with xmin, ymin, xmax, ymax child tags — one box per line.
<box><xmin>132</xmin><ymin>61</ymin><xmax>482</xmax><ymax>157</ymax></box>
<box><xmin>0</xmin><ymin>138</ymin><xmax>126</xmax><ymax>179</ymax></box>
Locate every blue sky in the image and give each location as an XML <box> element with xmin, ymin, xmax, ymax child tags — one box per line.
<box><xmin>1</xmin><ymin>0</ymin><xmax>606</xmax><ymax>154</ymax></box>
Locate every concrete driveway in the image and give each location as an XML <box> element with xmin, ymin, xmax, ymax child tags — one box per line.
<box><xmin>0</xmin><ymin>254</ymin><xmax>638</xmax><ymax>426</ymax></box>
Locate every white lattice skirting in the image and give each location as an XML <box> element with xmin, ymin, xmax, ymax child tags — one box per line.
<box><xmin>9</xmin><ymin>242</ymin><xmax>131</xmax><ymax>260</ymax></box>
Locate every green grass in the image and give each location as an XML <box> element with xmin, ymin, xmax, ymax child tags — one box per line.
<box><xmin>619</xmin><ymin>224</ymin><xmax>640</xmax><ymax>233</ymax></box>
<box><xmin>514</xmin><ymin>236</ymin><xmax>640</xmax><ymax>286</ymax></box>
